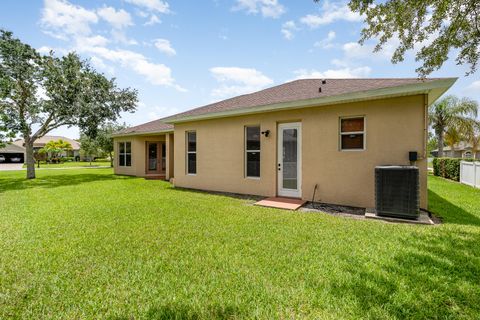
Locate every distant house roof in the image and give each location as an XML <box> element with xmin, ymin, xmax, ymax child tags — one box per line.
<box><xmin>433</xmin><ymin>142</ymin><xmax>476</xmax><ymax>152</ymax></box>
<box><xmin>114</xmin><ymin>77</ymin><xmax>456</xmax><ymax>136</ymax></box>
<box><xmin>13</xmin><ymin>136</ymin><xmax>81</xmax><ymax>150</ymax></box>
<box><xmin>0</xmin><ymin>143</ymin><xmax>26</xmax><ymax>153</ymax></box>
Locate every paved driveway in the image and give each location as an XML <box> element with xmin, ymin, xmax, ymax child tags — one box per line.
<box><xmin>0</xmin><ymin>163</ymin><xmax>24</xmax><ymax>171</ymax></box>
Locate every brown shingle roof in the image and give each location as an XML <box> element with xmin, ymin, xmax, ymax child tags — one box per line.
<box><xmin>116</xmin><ymin>77</ymin><xmax>455</xmax><ymax>136</ymax></box>
<box><xmin>114</xmin><ymin>119</ymin><xmax>173</xmax><ymax>136</ymax></box>
<box><xmin>163</xmin><ymin>78</ymin><xmax>448</xmax><ymax>122</ymax></box>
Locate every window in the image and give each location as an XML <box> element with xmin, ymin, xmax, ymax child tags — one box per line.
<box><xmin>186</xmin><ymin>131</ymin><xmax>196</xmax><ymax>174</ymax></box>
<box><xmin>118</xmin><ymin>142</ymin><xmax>131</xmax><ymax>166</ymax></box>
<box><xmin>245</xmin><ymin>126</ymin><xmax>260</xmax><ymax>178</ymax></box>
<box><xmin>340</xmin><ymin>117</ymin><xmax>365</xmax><ymax>150</ymax></box>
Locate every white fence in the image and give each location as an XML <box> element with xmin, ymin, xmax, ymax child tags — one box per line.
<box><xmin>460</xmin><ymin>161</ymin><xmax>480</xmax><ymax>188</ymax></box>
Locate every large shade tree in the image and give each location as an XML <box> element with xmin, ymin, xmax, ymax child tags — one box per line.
<box><xmin>0</xmin><ymin>30</ymin><xmax>137</xmax><ymax>179</ymax></box>
<box><xmin>315</xmin><ymin>0</ymin><xmax>480</xmax><ymax>76</ymax></box>
<box><xmin>429</xmin><ymin>95</ymin><xmax>478</xmax><ymax>157</ymax></box>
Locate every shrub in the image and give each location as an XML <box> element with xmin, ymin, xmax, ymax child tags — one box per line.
<box><xmin>60</xmin><ymin>157</ymin><xmax>74</xmax><ymax>162</ymax></box>
<box><xmin>432</xmin><ymin>157</ymin><xmax>475</xmax><ymax>181</ymax></box>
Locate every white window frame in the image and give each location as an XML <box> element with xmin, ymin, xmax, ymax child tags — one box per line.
<box><xmin>118</xmin><ymin>141</ymin><xmax>132</xmax><ymax>167</ymax></box>
<box><xmin>339</xmin><ymin>116</ymin><xmax>366</xmax><ymax>151</ymax></box>
<box><xmin>186</xmin><ymin>131</ymin><xmax>196</xmax><ymax>175</ymax></box>
<box><xmin>245</xmin><ymin>125</ymin><xmax>261</xmax><ymax>179</ymax></box>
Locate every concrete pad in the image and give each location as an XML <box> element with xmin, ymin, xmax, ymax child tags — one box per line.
<box><xmin>254</xmin><ymin>197</ymin><xmax>306</xmax><ymax>210</ymax></box>
<box><xmin>365</xmin><ymin>208</ymin><xmax>434</xmax><ymax>225</ymax></box>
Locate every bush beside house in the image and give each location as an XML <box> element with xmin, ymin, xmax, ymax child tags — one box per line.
<box><xmin>432</xmin><ymin>157</ymin><xmax>475</xmax><ymax>181</ymax></box>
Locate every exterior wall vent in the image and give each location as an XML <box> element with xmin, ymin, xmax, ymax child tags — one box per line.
<box><xmin>375</xmin><ymin>166</ymin><xmax>420</xmax><ymax>219</ymax></box>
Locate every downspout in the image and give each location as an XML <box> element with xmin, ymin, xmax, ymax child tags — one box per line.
<box><xmin>422</xmin><ymin>93</ymin><xmax>428</xmax><ymax>160</ymax></box>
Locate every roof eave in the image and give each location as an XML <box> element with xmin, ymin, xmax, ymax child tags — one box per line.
<box><xmin>164</xmin><ymin>78</ymin><xmax>457</xmax><ymax>124</ymax></box>
<box><xmin>111</xmin><ymin>129</ymin><xmax>174</xmax><ymax>138</ymax></box>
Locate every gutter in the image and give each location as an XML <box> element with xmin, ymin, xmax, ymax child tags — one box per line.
<box><xmin>111</xmin><ymin>129</ymin><xmax>174</xmax><ymax>138</ymax></box>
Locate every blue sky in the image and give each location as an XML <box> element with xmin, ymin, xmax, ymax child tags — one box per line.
<box><xmin>1</xmin><ymin>0</ymin><xmax>479</xmax><ymax>138</ymax></box>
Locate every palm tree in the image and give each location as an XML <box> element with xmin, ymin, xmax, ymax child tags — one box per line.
<box><xmin>444</xmin><ymin>126</ymin><xmax>461</xmax><ymax>157</ymax></box>
<box><xmin>465</xmin><ymin>121</ymin><xmax>480</xmax><ymax>159</ymax></box>
<box><xmin>429</xmin><ymin>95</ymin><xmax>478</xmax><ymax>157</ymax></box>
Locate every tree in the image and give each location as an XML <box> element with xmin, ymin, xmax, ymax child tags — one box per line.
<box><xmin>427</xmin><ymin>132</ymin><xmax>438</xmax><ymax>156</ymax></box>
<box><xmin>39</xmin><ymin>139</ymin><xmax>73</xmax><ymax>162</ymax></box>
<box><xmin>96</xmin><ymin>123</ymin><xmax>126</xmax><ymax>167</ymax></box>
<box><xmin>0</xmin><ymin>30</ymin><xmax>137</xmax><ymax>179</ymax></box>
<box><xmin>314</xmin><ymin>0</ymin><xmax>480</xmax><ymax>76</ymax></box>
<box><xmin>465</xmin><ymin>121</ymin><xmax>480</xmax><ymax>159</ymax></box>
<box><xmin>444</xmin><ymin>126</ymin><xmax>462</xmax><ymax>155</ymax></box>
<box><xmin>429</xmin><ymin>95</ymin><xmax>478</xmax><ymax>157</ymax></box>
<box><xmin>79</xmin><ymin>134</ymin><xmax>100</xmax><ymax>166</ymax></box>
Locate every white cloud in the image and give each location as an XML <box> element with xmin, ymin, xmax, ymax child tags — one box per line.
<box><xmin>76</xmin><ymin>35</ymin><xmax>110</xmax><ymax>47</ymax></box>
<box><xmin>234</xmin><ymin>0</ymin><xmax>285</xmax><ymax>18</ymax></box>
<box><xmin>144</xmin><ymin>14</ymin><xmax>161</xmax><ymax>26</ymax></box>
<box><xmin>37</xmin><ymin>46</ymin><xmax>54</xmax><ymax>54</ymax></box>
<box><xmin>125</xmin><ymin>0</ymin><xmax>170</xmax><ymax>13</ymax></box>
<box><xmin>210</xmin><ymin>67</ymin><xmax>273</xmax><ymax>98</ymax></box>
<box><xmin>41</xmin><ymin>0</ymin><xmax>98</xmax><ymax>39</ymax></box>
<box><xmin>78</xmin><ymin>45</ymin><xmax>185</xmax><ymax>91</ymax></box>
<box><xmin>111</xmin><ymin>29</ymin><xmax>138</xmax><ymax>45</ymax></box>
<box><xmin>281</xmin><ymin>20</ymin><xmax>298</xmax><ymax>40</ymax></box>
<box><xmin>89</xmin><ymin>56</ymin><xmax>115</xmax><ymax>74</ymax></box>
<box><xmin>300</xmin><ymin>1</ymin><xmax>362</xmax><ymax>28</ymax></box>
<box><xmin>154</xmin><ymin>39</ymin><xmax>176</xmax><ymax>56</ymax></box>
<box><xmin>314</xmin><ymin>31</ymin><xmax>336</xmax><ymax>49</ymax></box>
<box><xmin>466</xmin><ymin>81</ymin><xmax>480</xmax><ymax>92</ymax></box>
<box><xmin>97</xmin><ymin>6</ymin><xmax>133</xmax><ymax>29</ymax></box>
<box><xmin>292</xmin><ymin>66</ymin><xmax>371</xmax><ymax>80</ymax></box>
<box><xmin>146</xmin><ymin>105</ymin><xmax>180</xmax><ymax>120</ymax></box>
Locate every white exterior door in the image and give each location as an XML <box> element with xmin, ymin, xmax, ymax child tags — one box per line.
<box><xmin>277</xmin><ymin>122</ymin><xmax>302</xmax><ymax>198</ymax></box>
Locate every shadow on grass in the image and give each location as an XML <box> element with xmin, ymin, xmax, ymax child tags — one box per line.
<box><xmin>328</xmin><ymin>229</ymin><xmax>480</xmax><ymax>318</ymax></box>
<box><xmin>0</xmin><ymin>173</ymin><xmax>130</xmax><ymax>193</ymax></box>
<box><xmin>170</xmin><ymin>186</ymin><xmax>264</xmax><ymax>201</ymax></box>
<box><xmin>428</xmin><ymin>190</ymin><xmax>480</xmax><ymax>226</ymax></box>
<box><xmin>111</xmin><ymin>304</ymin><xmax>243</xmax><ymax>320</ymax></box>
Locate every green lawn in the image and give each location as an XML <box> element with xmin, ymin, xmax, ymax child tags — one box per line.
<box><xmin>22</xmin><ymin>161</ymin><xmax>111</xmax><ymax>169</ymax></box>
<box><xmin>0</xmin><ymin>169</ymin><xmax>479</xmax><ymax>319</ymax></box>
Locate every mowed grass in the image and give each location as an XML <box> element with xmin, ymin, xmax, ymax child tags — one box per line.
<box><xmin>0</xmin><ymin>170</ymin><xmax>479</xmax><ymax>319</ymax></box>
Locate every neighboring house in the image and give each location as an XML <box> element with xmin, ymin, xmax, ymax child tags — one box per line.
<box><xmin>0</xmin><ymin>143</ymin><xmax>26</xmax><ymax>163</ymax></box>
<box><xmin>431</xmin><ymin>142</ymin><xmax>480</xmax><ymax>159</ymax></box>
<box><xmin>113</xmin><ymin>78</ymin><xmax>456</xmax><ymax>210</ymax></box>
<box><xmin>13</xmin><ymin>136</ymin><xmax>81</xmax><ymax>160</ymax></box>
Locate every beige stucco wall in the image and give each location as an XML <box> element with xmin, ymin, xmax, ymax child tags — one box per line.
<box><xmin>113</xmin><ymin>134</ymin><xmax>167</xmax><ymax>177</ymax></box>
<box><xmin>173</xmin><ymin>94</ymin><xmax>428</xmax><ymax>209</ymax></box>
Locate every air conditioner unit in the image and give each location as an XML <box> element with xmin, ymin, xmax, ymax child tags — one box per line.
<box><xmin>375</xmin><ymin>166</ymin><xmax>420</xmax><ymax>219</ymax></box>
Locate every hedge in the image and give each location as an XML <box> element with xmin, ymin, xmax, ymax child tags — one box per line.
<box><xmin>432</xmin><ymin>157</ymin><xmax>475</xmax><ymax>181</ymax></box>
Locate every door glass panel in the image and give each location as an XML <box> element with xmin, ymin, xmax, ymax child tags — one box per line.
<box><xmin>282</xmin><ymin>128</ymin><xmax>297</xmax><ymax>190</ymax></box>
<box><xmin>148</xmin><ymin>143</ymin><xmax>157</xmax><ymax>171</ymax></box>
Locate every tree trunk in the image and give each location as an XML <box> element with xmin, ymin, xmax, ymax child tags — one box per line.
<box><xmin>25</xmin><ymin>139</ymin><xmax>36</xmax><ymax>179</ymax></box>
<box><xmin>109</xmin><ymin>151</ymin><xmax>114</xmax><ymax>167</ymax></box>
<box><xmin>437</xmin><ymin>128</ymin><xmax>444</xmax><ymax>158</ymax></box>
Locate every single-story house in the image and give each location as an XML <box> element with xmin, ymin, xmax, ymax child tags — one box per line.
<box><xmin>0</xmin><ymin>143</ymin><xmax>26</xmax><ymax>163</ymax></box>
<box><xmin>431</xmin><ymin>142</ymin><xmax>480</xmax><ymax>159</ymax></box>
<box><xmin>14</xmin><ymin>135</ymin><xmax>81</xmax><ymax>161</ymax></box>
<box><xmin>113</xmin><ymin>78</ymin><xmax>456</xmax><ymax>210</ymax></box>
